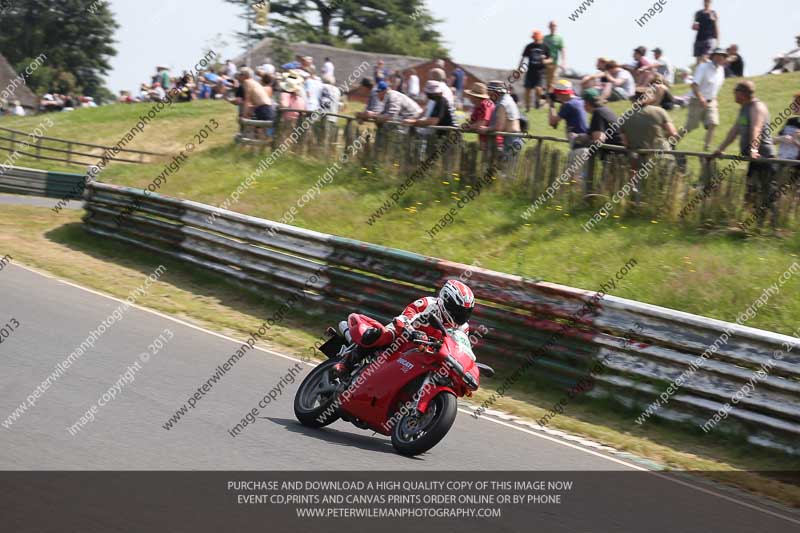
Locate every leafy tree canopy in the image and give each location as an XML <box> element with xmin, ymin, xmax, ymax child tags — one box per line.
<box><xmin>226</xmin><ymin>0</ymin><xmax>448</xmax><ymax>58</ymax></box>
<box><xmin>0</xmin><ymin>0</ymin><xmax>118</xmax><ymax>99</ymax></box>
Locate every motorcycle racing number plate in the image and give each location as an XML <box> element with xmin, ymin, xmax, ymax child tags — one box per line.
<box><xmin>448</xmin><ymin>329</ymin><xmax>476</xmax><ymax>362</ymax></box>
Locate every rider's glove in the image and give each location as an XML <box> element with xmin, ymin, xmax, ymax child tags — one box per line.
<box><xmin>361</xmin><ymin>327</ymin><xmax>382</xmax><ymax>346</ymax></box>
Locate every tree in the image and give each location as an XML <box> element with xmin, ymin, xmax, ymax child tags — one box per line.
<box><xmin>225</xmin><ymin>0</ymin><xmax>448</xmax><ymax>58</ymax></box>
<box><xmin>0</xmin><ymin>0</ymin><xmax>118</xmax><ymax>98</ymax></box>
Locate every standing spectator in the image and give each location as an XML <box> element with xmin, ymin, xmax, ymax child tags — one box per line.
<box><xmin>319</xmin><ymin>75</ymin><xmax>342</xmax><ymax>123</ymax></box>
<box><xmin>427</xmin><ymin>68</ymin><xmax>455</xmax><ymax>107</ymax></box>
<box><xmin>520</xmin><ymin>30</ymin><xmax>551</xmax><ymax>112</ymax></box>
<box><xmin>225</xmin><ymin>59</ymin><xmax>237</xmax><ymax>78</ymax></box>
<box><xmin>692</xmin><ymin>0</ymin><xmax>719</xmax><ymax>66</ymax></box>
<box><xmin>390</xmin><ymin>70</ymin><xmax>404</xmax><ymax>92</ymax></box>
<box><xmin>483</xmin><ymin>81</ymin><xmax>521</xmax><ymax>154</ymax></box>
<box><xmin>577</xmin><ymin>87</ymin><xmax>623</xmax><ymax>191</ymax></box>
<box><xmin>649</xmin><ymin>48</ymin><xmax>675</xmax><ymax>85</ymax></box>
<box><xmin>716</xmin><ymin>81</ymin><xmax>778</xmax><ymax>225</ymax></box>
<box><xmin>549</xmin><ymin>80</ymin><xmax>588</xmax><ymax>139</ymax></box>
<box><xmin>725</xmin><ymin>45</ymin><xmax>745</xmax><ymax>78</ymax></box>
<box><xmin>321</xmin><ymin>57</ymin><xmax>335</xmax><ymax>79</ymax></box>
<box><xmin>549</xmin><ymin>80</ymin><xmax>589</xmax><ymax>180</ymax></box>
<box><xmin>685</xmin><ymin>48</ymin><xmax>726</xmax><ymax>151</ymax></box>
<box><xmin>300</xmin><ymin>56</ymin><xmax>314</xmax><ymax>72</ymax></box>
<box><xmin>278</xmin><ymin>72</ymin><xmax>306</xmax><ymax>122</ymax></box>
<box><xmin>407</xmin><ymin>80</ymin><xmax>454</xmax><ymax>132</ymax></box>
<box><xmin>304</xmin><ymin>67</ymin><xmax>323</xmax><ymax>112</ymax></box>
<box><xmin>451</xmin><ymin>66</ymin><xmax>466</xmax><ymax>102</ymax></box>
<box><xmin>359</xmin><ymin>78</ymin><xmax>383</xmax><ymax>114</ymax></box>
<box><xmin>581</xmin><ymin>88</ymin><xmax>623</xmax><ymax>146</ymax></box>
<box><xmin>374</xmin><ymin>60</ymin><xmax>388</xmax><ymax>83</ymax></box>
<box><xmin>622</xmin><ymin>88</ymin><xmax>679</xmax><ymax>152</ymax></box>
<box><xmin>601</xmin><ymin>61</ymin><xmax>635</xmax><ymax>102</ymax></box>
<box><xmin>239</xmin><ymin>67</ymin><xmax>274</xmax><ymax>121</ymax></box>
<box><xmin>462</xmin><ymin>82</ymin><xmax>495</xmax><ymax>148</ymax></box>
<box><xmin>373</xmin><ymin>82</ymin><xmax>422</xmax><ymax>122</ymax></box>
<box><xmin>406</xmin><ymin>69</ymin><xmax>420</xmax><ymax>98</ymax></box>
<box><xmin>543</xmin><ymin>20</ymin><xmax>566</xmax><ymax>91</ymax></box>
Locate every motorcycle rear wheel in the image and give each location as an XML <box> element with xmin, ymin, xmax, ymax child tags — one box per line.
<box><xmin>294</xmin><ymin>359</ymin><xmax>342</xmax><ymax>428</ymax></box>
<box><xmin>390</xmin><ymin>393</ymin><xmax>457</xmax><ymax>456</ymax></box>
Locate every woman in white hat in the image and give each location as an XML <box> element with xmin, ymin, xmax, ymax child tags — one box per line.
<box><xmin>279</xmin><ymin>72</ymin><xmax>307</xmax><ymax>122</ymax></box>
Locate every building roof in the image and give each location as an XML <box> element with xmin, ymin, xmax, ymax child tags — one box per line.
<box><xmin>0</xmin><ymin>54</ymin><xmax>37</xmax><ymax>109</ymax></box>
<box><xmin>238</xmin><ymin>39</ymin><xmax>529</xmax><ymax>92</ymax></box>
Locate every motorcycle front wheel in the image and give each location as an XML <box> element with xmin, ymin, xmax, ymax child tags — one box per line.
<box><xmin>390</xmin><ymin>392</ymin><xmax>457</xmax><ymax>456</ymax></box>
<box><xmin>294</xmin><ymin>359</ymin><xmax>342</xmax><ymax>428</ymax></box>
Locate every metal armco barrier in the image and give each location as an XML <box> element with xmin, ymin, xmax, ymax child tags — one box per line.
<box><xmin>82</xmin><ymin>181</ymin><xmax>800</xmax><ymax>455</ymax></box>
<box><xmin>0</xmin><ymin>165</ymin><xmax>85</xmax><ymax>199</ymax></box>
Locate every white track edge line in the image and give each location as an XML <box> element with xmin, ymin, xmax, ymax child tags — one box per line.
<box><xmin>12</xmin><ymin>262</ymin><xmax>800</xmax><ymax>524</ymax></box>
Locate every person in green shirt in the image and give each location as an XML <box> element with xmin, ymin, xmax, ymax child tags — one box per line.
<box><xmin>543</xmin><ymin>21</ymin><xmax>566</xmax><ymax>92</ymax></box>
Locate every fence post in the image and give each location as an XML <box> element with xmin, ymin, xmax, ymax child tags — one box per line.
<box><xmin>272</xmin><ymin>110</ymin><xmax>283</xmax><ymax>151</ymax></box>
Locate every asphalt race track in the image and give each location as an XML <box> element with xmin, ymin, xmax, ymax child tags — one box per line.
<box><xmin>2</xmin><ymin>263</ymin><xmax>799</xmax><ymax>532</ymax></box>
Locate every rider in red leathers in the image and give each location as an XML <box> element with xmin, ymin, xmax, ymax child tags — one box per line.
<box><xmin>333</xmin><ymin>279</ymin><xmax>476</xmax><ymax>375</ymax></box>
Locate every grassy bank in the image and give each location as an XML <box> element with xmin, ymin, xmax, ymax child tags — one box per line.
<box><xmin>2</xmin><ymin>75</ymin><xmax>800</xmax><ymax>334</ymax></box>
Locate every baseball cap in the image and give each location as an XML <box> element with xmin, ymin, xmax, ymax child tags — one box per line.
<box><xmin>653</xmin><ymin>47</ymin><xmax>663</xmax><ymax>54</ymax></box>
<box><xmin>710</xmin><ymin>47</ymin><xmax>727</xmax><ymax>57</ymax></box>
<box><xmin>553</xmin><ymin>79</ymin><xmax>574</xmax><ymax>95</ymax></box>
<box><xmin>376</xmin><ymin>80</ymin><xmax>389</xmax><ymax>91</ymax></box>
<box><xmin>634</xmin><ymin>46</ymin><xmax>647</xmax><ymax>55</ymax></box>
<box><xmin>582</xmin><ymin>88</ymin><xmax>601</xmax><ymax>104</ymax></box>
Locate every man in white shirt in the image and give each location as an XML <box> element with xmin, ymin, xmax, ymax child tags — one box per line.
<box><xmin>303</xmin><ymin>67</ymin><xmax>324</xmax><ymax>112</ymax></box>
<box><xmin>406</xmin><ymin>69</ymin><xmax>420</xmax><ymax>98</ymax></box>
<box><xmin>319</xmin><ymin>75</ymin><xmax>342</xmax><ymax>123</ymax></box>
<box><xmin>321</xmin><ymin>57</ymin><xmax>334</xmax><ymax>79</ymax></box>
<box><xmin>685</xmin><ymin>47</ymin><xmax>726</xmax><ymax>151</ymax></box>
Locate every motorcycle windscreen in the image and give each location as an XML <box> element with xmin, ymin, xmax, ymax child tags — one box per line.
<box><xmin>338</xmin><ymin>350</ymin><xmax>436</xmax><ymax>434</ymax></box>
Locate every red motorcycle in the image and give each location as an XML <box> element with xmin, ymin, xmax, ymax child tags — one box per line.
<box><xmin>294</xmin><ymin>313</ymin><xmax>494</xmax><ymax>456</ymax></box>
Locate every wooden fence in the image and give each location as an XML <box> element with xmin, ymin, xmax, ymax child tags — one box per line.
<box><xmin>0</xmin><ymin>126</ymin><xmax>165</xmax><ymax>168</ymax></box>
<box><xmin>237</xmin><ymin>109</ymin><xmax>800</xmax><ymax>230</ymax></box>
